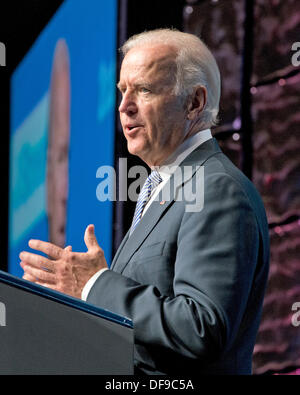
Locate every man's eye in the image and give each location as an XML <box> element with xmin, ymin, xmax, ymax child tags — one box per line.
<box><xmin>141</xmin><ymin>87</ymin><xmax>151</xmax><ymax>93</ymax></box>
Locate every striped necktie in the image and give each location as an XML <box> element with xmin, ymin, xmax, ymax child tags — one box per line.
<box><xmin>130</xmin><ymin>170</ymin><xmax>162</xmax><ymax>235</ymax></box>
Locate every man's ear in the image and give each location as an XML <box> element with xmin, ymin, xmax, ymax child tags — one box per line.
<box><xmin>187</xmin><ymin>85</ymin><xmax>207</xmax><ymax>120</ymax></box>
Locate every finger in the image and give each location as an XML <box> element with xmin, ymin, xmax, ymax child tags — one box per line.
<box><xmin>28</xmin><ymin>239</ymin><xmax>63</xmax><ymax>260</ymax></box>
<box><xmin>22</xmin><ymin>264</ymin><xmax>56</xmax><ymax>284</ymax></box>
<box><xmin>21</xmin><ymin>260</ymin><xmax>38</xmax><ymax>282</ymax></box>
<box><xmin>23</xmin><ymin>269</ymin><xmax>57</xmax><ymax>289</ymax></box>
<box><xmin>19</xmin><ymin>251</ymin><xmax>55</xmax><ymax>272</ymax></box>
<box><xmin>20</xmin><ymin>261</ymin><xmax>35</xmax><ymax>276</ymax></box>
<box><xmin>64</xmin><ymin>245</ymin><xmax>72</xmax><ymax>252</ymax></box>
<box><xmin>34</xmin><ymin>282</ymin><xmax>58</xmax><ymax>291</ymax></box>
<box><xmin>84</xmin><ymin>224</ymin><xmax>100</xmax><ymax>251</ymax></box>
<box><xmin>22</xmin><ymin>272</ymin><xmax>37</xmax><ymax>282</ymax></box>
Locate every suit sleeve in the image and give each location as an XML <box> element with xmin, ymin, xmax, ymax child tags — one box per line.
<box><xmin>87</xmin><ymin>172</ymin><xmax>260</xmax><ymax>370</ymax></box>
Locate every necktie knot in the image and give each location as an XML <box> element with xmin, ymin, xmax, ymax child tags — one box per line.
<box><xmin>144</xmin><ymin>170</ymin><xmax>162</xmax><ymax>195</ymax></box>
<box><xmin>130</xmin><ymin>170</ymin><xmax>162</xmax><ymax>235</ymax></box>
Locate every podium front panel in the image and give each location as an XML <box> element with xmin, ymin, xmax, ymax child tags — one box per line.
<box><xmin>0</xmin><ymin>271</ymin><xmax>134</xmax><ymax>375</ymax></box>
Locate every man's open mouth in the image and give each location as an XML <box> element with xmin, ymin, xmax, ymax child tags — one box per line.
<box><xmin>126</xmin><ymin>125</ymin><xmax>143</xmax><ymax>134</ymax></box>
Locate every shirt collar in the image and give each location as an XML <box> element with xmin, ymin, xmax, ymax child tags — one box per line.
<box><xmin>153</xmin><ymin>129</ymin><xmax>212</xmax><ymax>182</ymax></box>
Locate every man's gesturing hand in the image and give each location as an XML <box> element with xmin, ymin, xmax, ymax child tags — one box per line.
<box><xmin>19</xmin><ymin>224</ymin><xmax>108</xmax><ymax>299</ymax></box>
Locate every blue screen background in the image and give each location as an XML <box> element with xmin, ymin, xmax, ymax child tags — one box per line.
<box><xmin>9</xmin><ymin>0</ymin><xmax>117</xmax><ymax>276</ymax></box>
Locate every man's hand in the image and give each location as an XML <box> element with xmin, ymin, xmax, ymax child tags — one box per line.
<box><xmin>19</xmin><ymin>224</ymin><xmax>107</xmax><ymax>299</ymax></box>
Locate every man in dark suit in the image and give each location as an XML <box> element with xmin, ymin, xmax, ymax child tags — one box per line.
<box><xmin>20</xmin><ymin>29</ymin><xmax>269</xmax><ymax>375</ymax></box>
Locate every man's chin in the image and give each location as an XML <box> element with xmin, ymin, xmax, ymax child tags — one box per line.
<box><xmin>127</xmin><ymin>142</ymin><xmax>145</xmax><ymax>158</ymax></box>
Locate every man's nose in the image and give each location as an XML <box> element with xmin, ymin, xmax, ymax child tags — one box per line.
<box><xmin>118</xmin><ymin>92</ymin><xmax>138</xmax><ymax>115</ymax></box>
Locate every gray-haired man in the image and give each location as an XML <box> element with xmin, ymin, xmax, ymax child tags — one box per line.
<box><xmin>20</xmin><ymin>29</ymin><xmax>269</xmax><ymax>375</ymax></box>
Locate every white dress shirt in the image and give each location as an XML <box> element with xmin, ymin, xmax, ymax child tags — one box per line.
<box><xmin>81</xmin><ymin>129</ymin><xmax>212</xmax><ymax>301</ymax></box>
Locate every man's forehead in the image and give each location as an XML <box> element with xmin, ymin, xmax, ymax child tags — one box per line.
<box><xmin>120</xmin><ymin>44</ymin><xmax>178</xmax><ymax>80</ymax></box>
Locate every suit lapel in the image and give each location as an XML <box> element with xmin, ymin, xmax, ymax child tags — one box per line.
<box><xmin>111</xmin><ymin>138</ymin><xmax>222</xmax><ymax>273</ymax></box>
<box><xmin>110</xmin><ymin>230</ymin><xmax>130</xmax><ymax>269</ymax></box>
<box><xmin>111</xmin><ymin>184</ymin><xmax>176</xmax><ymax>273</ymax></box>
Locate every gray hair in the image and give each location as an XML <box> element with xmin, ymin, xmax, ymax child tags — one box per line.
<box><xmin>121</xmin><ymin>28</ymin><xmax>221</xmax><ymax>128</ymax></box>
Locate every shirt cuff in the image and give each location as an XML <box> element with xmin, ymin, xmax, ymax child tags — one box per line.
<box><xmin>81</xmin><ymin>268</ymin><xmax>109</xmax><ymax>301</ymax></box>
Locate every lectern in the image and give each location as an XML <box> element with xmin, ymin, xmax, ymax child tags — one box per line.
<box><xmin>0</xmin><ymin>270</ymin><xmax>134</xmax><ymax>375</ymax></box>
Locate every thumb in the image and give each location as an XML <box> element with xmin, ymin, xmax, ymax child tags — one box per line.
<box><xmin>84</xmin><ymin>224</ymin><xmax>99</xmax><ymax>251</ymax></box>
<box><xmin>64</xmin><ymin>245</ymin><xmax>72</xmax><ymax>252</ymax></box>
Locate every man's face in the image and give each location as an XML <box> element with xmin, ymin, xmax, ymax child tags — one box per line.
<box><xmin>118</xmin><ymin>44</ymin><xmax>187</xmax><ymax>166</ymax></box>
